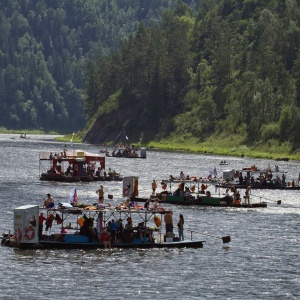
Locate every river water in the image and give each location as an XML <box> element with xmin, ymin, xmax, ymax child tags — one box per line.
<box><xmin>0</xmin><ymin>134</ymin><xmax>299</xmax><ymax>299</ymax></box>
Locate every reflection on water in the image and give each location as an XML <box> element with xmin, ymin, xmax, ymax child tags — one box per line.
<box><xmin>0</xmin><ymin>134</ymin><xmax>299</xmax><ymax>299</ymax></box>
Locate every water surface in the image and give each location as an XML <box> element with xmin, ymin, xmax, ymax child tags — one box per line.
<box><xmin>0</xmin><ymin>134</ymin><xmax>299</xmax><ymax>299</ymax></box>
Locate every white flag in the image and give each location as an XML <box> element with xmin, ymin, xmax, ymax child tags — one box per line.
<box><xmin>70</xmin><ymin>132</ymin><xmax>75</xmax><ymax>145</ymax></box>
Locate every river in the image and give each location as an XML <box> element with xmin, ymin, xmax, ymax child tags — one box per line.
<box><xmin>0</xmin><ymin>134</ymin><xmax>299</xmax><ymax>299</ymax></box>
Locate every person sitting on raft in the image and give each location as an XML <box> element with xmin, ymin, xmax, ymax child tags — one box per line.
<box><xmin>100</xmin><ymin>229</ymin><xmax>111</xmax><ymax>249</ymax></box>
<box><xmin>44</xmin><ymin>193</ymin><xmax>54</xmax><ymax>208</ymax></box>
<box><xmin>144</xmin><ymin>199</ymin><xmax>152</xmax><ymax>210</ymax></box>
<box><xmin>136</xmin><ymin>222</ymin><xmax>147</xmax><ymax>242</ymax></box>
<box><xmin>179</xmin><ymin>171</ymin><xmax>186</xmax><ymax>180</ymax></box>
<box><xmin>200</xmin><ymin>183</ymin><xmax>207</xmax><ymax>194</ymax></box>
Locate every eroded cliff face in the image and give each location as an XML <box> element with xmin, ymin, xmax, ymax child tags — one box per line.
<box><xmin>83</xmin><ymin>107</ymin><xmax>140</xmax><ymax>144</ymax></box>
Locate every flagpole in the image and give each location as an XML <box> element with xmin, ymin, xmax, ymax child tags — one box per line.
<box><xmin>70</xmin><ymin>132</ymin><xmax>75</xmax><ymax>156</ymax></box>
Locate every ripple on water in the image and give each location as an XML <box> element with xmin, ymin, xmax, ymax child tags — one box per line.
<box><xmin>0</xmin><ymin>135</ymin><xmax>299</xmax><ymax>299</ymax></box>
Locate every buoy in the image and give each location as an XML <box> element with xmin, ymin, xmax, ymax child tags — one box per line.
<box><xmin>233</xmin><ymin>199</ymin><xmax>240</xmax><ymax>205</ymax></box>
<box><xmin>154</xmin><ymin>216</ymin><xmax>162</xmax><ymax>227</ymax></box>
<box><xmin>77</xmin><ymin>217</ymin><xmax>85</xmax><ymax>227</ymax></box>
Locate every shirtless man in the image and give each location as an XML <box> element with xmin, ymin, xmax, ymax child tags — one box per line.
<box><xmin>96</xmin><ymin>185</ymin><xmax>104</xmax><ymax>204</ymax></box>
<box><xmin>244</xmin><ymin>186</ymin><xmax>251</xmax><ymax>205</ymax></box>
<box><xmin>44</xmin><ymin>193</ymin><xmax>54</xmax><ymax>208</ymax></box>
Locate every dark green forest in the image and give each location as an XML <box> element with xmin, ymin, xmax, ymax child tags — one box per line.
<box><xmin>2</xmin><ymin>0</ymin><xmax>300</xmax><ymax>152</ymax></box>
<box><xmin>0</xmin><ymin>0</ymin><xmax>198</xmax><ymax>132</ymax></box>
<box><xmin>83</xmin><ymin>0</ymin><xmax>300</xmax><ymax>151</ymax></box>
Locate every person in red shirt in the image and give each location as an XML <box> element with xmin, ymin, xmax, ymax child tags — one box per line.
<box><xmin>100</xmin><ymin>229</ymin><xmax>111</xmax><ymax>249</ymax></box>
<box><xmin>38</xmin><ymin>213</ymin><xmax>47</xmax><ymax>240</ymax></box>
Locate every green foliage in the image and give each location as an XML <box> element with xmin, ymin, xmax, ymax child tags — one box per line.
<box><xmin>260</xmin><ymin>123</ymin><xmax>280</xmax><ymax>141</ymax></box>
<box><xmin>82</xmin><ymin>0</ymin><xmax>300</xmax><ymax>155</ymax></box>
<box><xmin>279</xmin><ymin>106</ymin><xmax>293</xmax><ymax>142</ymax></box>
<box><xmin>0</xmin><ymin>0</ymin><xmax>199</xmax><ymax>133</ymax></box>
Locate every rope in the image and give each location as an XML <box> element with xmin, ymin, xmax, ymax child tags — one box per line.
<box><xmin>250</xmin><ymin>194</ymin><xmax>281</xmax><ymax>204</ymax></box>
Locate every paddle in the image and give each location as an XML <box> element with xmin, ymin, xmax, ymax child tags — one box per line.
<box><xmin>189</xmin><ymin>229</ymin><xmax>231</xmax><ymax>243</ymax></box>
<box><xmin>254</xmin><ymin>195</ymin><xmax>282</xmax><ymax>205</ymax></box>
<box><xmin>202</xmin><ymin>232</ymin><xmax>231</xmax><ymax>244</ymax></box>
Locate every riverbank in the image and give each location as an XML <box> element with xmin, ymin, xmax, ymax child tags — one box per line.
<box><xmin>58</xmin><ymin>134</ymin><xmax>300</xmax><ymax>160</ymax></box>
<box><xmin>147</xmin><ymin>136</ymin><xmax>300</xmax><ymax>161</ymax></box>
<box><xmin>0</xmin><ymin>127</ymin><xmax>45</xmax><ymax>134</ymax></box>
<box><xmin>0</xmin><ymin>128</ymin><xmax>59</xmax><ymax>135</ymax></box>
<box><xmin>7</xmin><ymin>128</ymin><xmax>297</xmax><ymax>161</ymax></box>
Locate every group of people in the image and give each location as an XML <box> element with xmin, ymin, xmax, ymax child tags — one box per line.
<box><xmin>143</xmin><ymin>198</ymin><xmax>162</xmax><ymax>210</ymax></box>
<box><xmin>39</xmin><ymin>183</ymin><xmax>186</xmax><ymax>245</ymax></box>
<box><xmin>172</xmin><ymin>183</ymin><xmax>193</xmax><ymax>202</ymax></box>
<box><xmin>226</xmin><ymin>186</ymin><xmax>250</xmax><ymax>205</ymax></box>
<box><xmin>237</xmin><ymin>170</ymin><xmax>289</xmax><ymax>187</ymax></box>
<box><xmin>38</xmin><ymin>207</ymin><xmax>62</xmax><ymax>240</ymax></box>
<box><xmin>94</xmin><ymin>167</ymin><xmax>120</xmax><ymax>179</ymax></box>
<box><xmin>99</xmin><ymin>212</ymin><xmax>185</xmax><ymax>248</ymax></box>
<box><xmin>49</xmin><ymin>145</ymin><xmax>68</xmax><ymax>160</ymax></box>
<box><xmin>104</xmin><ymin>144</ymin><xmax>140</xmax><ymax>158</ymax></box>
<box><xmin>100</xmin><ymin>217</ymin><xmax>154</xmax><ymax>249</ymax></box>
<box><xmin>169</xmin><ymin>172</ymin><xmax>199</xmax><ymax>182</ymax></box>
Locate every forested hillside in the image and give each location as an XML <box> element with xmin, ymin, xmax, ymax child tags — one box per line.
<box><xmin>0</xmin><ymin>0</ymin><xmax>198</xmax><ymax>132</ymax></box>
<box><xmin>84</xmin><ymin>0</ymin><xmax>300</xmax><ymax>152</ymax></box>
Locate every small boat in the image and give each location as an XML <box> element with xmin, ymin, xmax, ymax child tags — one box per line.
<box><xmin>220</xmin><ymin>168</ymin><xmax>300</xmax><ymax>190</ymax></box>
<box><xmin>39</xmin><ymin>150</ymin><xmax>122</xmax><ymax>182</ymax></box>
<box><xmin>130</xmin><ymin>178</ymin><xmax>267</xmax><ymax>208</ymax></box>
<box><xmin>131</xmin><ymin>194</ymin><xmax>267</xmax><ymax>208</ymax></box>
<box><xmin>1</xmin><ymin>204</ymin><xmax>205</xmax><ymax>250</ymax></box>
<box><xmin>275</xmin><ymin>157</ymin><xmax>289</xmax><ymax>161</ymax></box>
<box><xmin>219</xmin><ymin>160</ymin><xmax>228</xmax><ymax>165</ymax></box>
<box><xmin>219</xmin><ymin>182</ymin><xmax>300</xmax><ymax>190</ymax></box>
<box><xmin>105</xmin><ymin>146</ymin><xmax>147</xmax><ymax>159</ymax></box>
<box><xmin>20</xmin><ymin>133</ymin><xmax>27</xmax><ymax>138</ymax></box>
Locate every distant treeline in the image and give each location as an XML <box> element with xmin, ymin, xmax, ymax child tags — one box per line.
<box><xmin>0</xmin><ymin>0</ymin><xmax>198</xmax><ymax>132</ymax></box>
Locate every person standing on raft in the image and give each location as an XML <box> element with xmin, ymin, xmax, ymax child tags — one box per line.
<box><xmin>96</xmin><ymin>185</ymin><xmax>104</xmax><ymax>204</ymax></box>
<box><xmin>164</xmin><ymin>211</ymin><xmax>173</xmax><ymax>236</ymax></box>
<box><xmin>152</xmin><ymin>179</ymin><xmax>157</xmax><ymax>196</ymax></box>
<box><xmin>244</xmin><ymin>186</ymin><xmax>251</xmax><ymax>205</ymax></box>
<box><xmin>177</xmin><ymin>214</ymin><xmax>184</xmax><ymax>241</ymax></box>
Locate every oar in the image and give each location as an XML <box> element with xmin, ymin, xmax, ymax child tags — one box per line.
<box><xmin>202</xmin><ymin>232</ymin><xmax>231</xmax><ymax>244</ymax></box>
<box><xmin>252</xmin><ymin>195</ymin><xmax>282</xmax><ymax>205</ymax></box>
<box><xmin>188</xmin><ymin>229</ymin><xmax>231</xmax><ymax>243</ymax></box>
